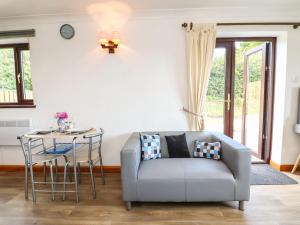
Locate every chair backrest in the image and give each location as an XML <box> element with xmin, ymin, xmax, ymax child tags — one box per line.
<box><xmin>83</xmin><ymin>128</ymin><xmax>104</xmax><ymax>161</ymax></box>
<box><xmin>17</xmin><ymin>135</ymin><xmax>46</xmax><ymax>163</ymax></box>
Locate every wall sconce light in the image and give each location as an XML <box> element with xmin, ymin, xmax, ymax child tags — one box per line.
<box><xmin>99</xmin><ymin>31</ymin><xmax>120</xmax><ymax>54</ymax></box>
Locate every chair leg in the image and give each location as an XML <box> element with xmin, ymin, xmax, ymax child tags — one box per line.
<box><xmin>239</xmin><ymin>201</ymin><xmax>245</xmax><ymax>211</ymax></box>
<box><xmin>89</xmin><ymin>161</ymin><xmax>96</xmax><ymax>199</ymax></box>
<box><xmin>72</xmin><ymin>142</ymin><xmax>79</xmax><ymax>203</ymax></box>
<box><xmin>49</xmin><ymin>161</ymin><xmax>55</xmax><ymax>201</ymax></box>
<box><xmin>55</xmin><ymin>159</ymin><xmax>58</xmax><ymax>182</ymax></box>
<box><xmin>67</xmin><ymin>163</ymin><xmax>72</xmax><ymax>182</ymax></box>
<box><xmin>292</xmin><ymin>154</ymin><xmax>300</xmax><ymax>173</ymax></box>
<box><xmin>62</xmin><ymin>161</ymin><xmax>68</xmax><ymax>201</ymax></box>
<box><xmin>25</xmin><ymin>164</ymin><xmax>29</xmax><ymax>199</ymax></box>
<box><xmin>43</xmin><ymin>162</ymin><xmax>47</xmax><ymax>182</ymax></box>
<box><xmin>126</xmin><ymin>201</ymin><xmax>132</xmax><ymax>211</ymax></box>
<box><xmin>29</xmin><ymin>163</ymin><xmax>36</xmax><ymax>203</ymax></box>
<box><xmin>98</xmin><ymin>150</ymin><xmax>105</xmax><ymax>185</ymax></box>
<box><xmin>77</xmin><ymin>163</ymin><xmax>81</xmax><ymax>184</ymax></box>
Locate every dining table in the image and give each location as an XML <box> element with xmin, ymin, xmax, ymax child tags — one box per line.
<box><xmin>23</xmin><ymin>128</ymin><xmax>104</xmax><ymax>202</ymax></box>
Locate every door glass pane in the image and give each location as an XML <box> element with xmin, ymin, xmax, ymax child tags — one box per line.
<box><xmin>204</xmin><ymin>48</ymin><xmax>226</xmax><ymax>133</ymax></box>
<box><xmin>244</xmin><ymin>51</ymin><xmax>263</xmax><ymax>153</ymax></box>
<box><xmin>0</xmin><ymin>48</ymin><xmax>17</xmax><ymax>103</ymax></box>
<box><xmin>233</xmin><ymin>42</ymin><xmax>263</xmax><ymax>144</ymax></box>
<box><xmin>233</xmin><ymin>42</ymin><xmax>243</xmax><ymax>142</ymax></box>
<box><xmin>21</xmin><ymin>50</ymin><xmax>33</xmax><ymax>100</ymax></box>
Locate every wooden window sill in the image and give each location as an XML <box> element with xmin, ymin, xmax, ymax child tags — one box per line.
<box><xmin>0</xmin><ymin>105</ymin><xmax>36</xmax><ymax>108</ymax></box>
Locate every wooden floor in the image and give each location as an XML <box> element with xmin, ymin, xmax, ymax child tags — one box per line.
<box><xmin>0</xmin><ymin>171</ymin><xmax>300</xmax><ymax>225</ymax></box>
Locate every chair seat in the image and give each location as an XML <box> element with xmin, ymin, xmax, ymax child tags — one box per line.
<box><xmin>46</xmin><ymin>144</ymin><xmax>74</xmax><ymax>154</ymax></box>
<box><xmin>65</xmin><ymin>146</ymin><xmax>100</xmax><ymax>164</ymax></box>
<box><xmin>137</xmin><ymin>158</ymin><xmax>235</xmax><ymax>202</ymax></box>
<box><xmin>31</xmin><ymin>154</ymin><xmax>63</xmax><ymax>164</ymax></box>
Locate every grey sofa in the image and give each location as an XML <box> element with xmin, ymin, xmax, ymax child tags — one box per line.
<box><xmin>121</xmin><ymin>131</ymin><xmax>251</xmax><ymax>210</ymax></box>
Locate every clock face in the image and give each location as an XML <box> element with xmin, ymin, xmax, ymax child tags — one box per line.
<box><xmin>60</xmin><ymin>24</ymin><xmax>75</xmax><ymax>39</ymax></box>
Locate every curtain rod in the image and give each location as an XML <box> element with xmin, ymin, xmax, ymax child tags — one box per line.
<box><xmin>181</xmin><ymin>22</ymin><xmax>300</xmax><ymax>29</ymax></box>
<box><xmin>0</xmin><ymin>29</ymin><xmax>35</xmax><ymax>39</ymax></box>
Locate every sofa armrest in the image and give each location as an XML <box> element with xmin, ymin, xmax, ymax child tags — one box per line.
<box><xmin>211</xmin><ymin>132</ymin><xmax>251</xmax><ymax>201</ymax></box>
<box><xmin>121</xmin><ymin>132</ymin><xmax>141</xmax><ymax>201</ymax></box>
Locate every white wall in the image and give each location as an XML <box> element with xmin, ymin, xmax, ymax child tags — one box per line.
<box><xmin>0</xmin><ymin>17</ymin><xmax>190</xmax><ymax>165</ymax></box>
<box><xmin>0</xmin><ymin>7</ymin><xmax>300</xmax><ymax>165</ymax></box>
<box><xmin>270</xmin><ymin>32</ymin><xmax>288</xmax><ymax>164</ymax></box>
<box><xmin>281</xmin><ymin>31</ymin><xmax>300</xmax><ymax>164</ymax></box>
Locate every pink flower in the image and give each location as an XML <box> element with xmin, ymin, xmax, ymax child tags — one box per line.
<box><xmin>54</xmin><ymin>112</ymin><xmax>69</xmax><ymax>120</ymax></box>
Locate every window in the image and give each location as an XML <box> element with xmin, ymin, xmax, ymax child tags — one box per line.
<box><xmin>0</xmin><ymin>44</ymin><xmax>34</xmax><ymax>107</ymax></box>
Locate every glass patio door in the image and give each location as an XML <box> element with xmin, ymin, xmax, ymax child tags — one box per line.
<box><xmin>240</xmin><ymin>43</ymin><xmax>269</xmax><ymax>158</ymax></box>
<box><xmin>204</xmin><ymin>42</ymin><xmax>233</xmax><ymax>135</ymax></box>
<box><xmin>205</xmin><ymin>39</ymin><xmax>273</xmax><ymax>161</ymax></box>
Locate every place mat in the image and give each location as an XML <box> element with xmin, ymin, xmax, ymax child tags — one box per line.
<box><xmin>65</xmin><ymin>128</ymin><xmax>94</xmax><ymax>135</ymax></box>
<box><xmin>29</xmin><ymin>130</ymin><xmax>54</xmax><ymax>135</ymax></box>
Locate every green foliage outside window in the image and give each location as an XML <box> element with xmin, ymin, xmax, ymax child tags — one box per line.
<box><xmin>0</xmin><ymin>48</ymin><xmax>16</xmax><ymax>90</ymax></box>
<box><xmin>0</xmin><ymin>48</ymin><xmax>32</xmax><ymax>91</ymax></box>
<box><xmin>22</xmin><ymin>51</ymin><xmax>33</xmax><ymax>91</ymax></box>
<box><xmin>205</xmin><ymin>41</ymin><xmax>264</xmax><ymax>117</ymax></box>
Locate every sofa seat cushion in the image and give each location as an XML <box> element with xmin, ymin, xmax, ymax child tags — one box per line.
<box><xmin>183</xmin><ymin>158</ymin><xmax>235</xmax><ymax>201</ymax></box>
<box><xmin>137</xmin><ymin>158</ymin><xmax>235</xmax><ymax>202</ymax></box>
<box><xmin>137</xmin><ymin>158</ymin><xmax>186</xmax><ymax>202</ymax></box>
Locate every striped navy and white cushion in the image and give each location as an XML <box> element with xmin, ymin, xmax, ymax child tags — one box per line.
<box><xmin>193</xmin><ymin>141</ymin><xmax>221</xmax><ymax>160</ymax></box>
<box><xmin>140</xmin><ymin>134</ymin><xmax>161</xmax><ymax>161</ymax></box>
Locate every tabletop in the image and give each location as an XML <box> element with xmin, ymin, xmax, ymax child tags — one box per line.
<box><xmin>24</xmin><ymin>128</ymin><xmax>99</xmax><ymax>140</ymax></box>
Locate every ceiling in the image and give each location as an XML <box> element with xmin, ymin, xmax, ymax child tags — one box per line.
<box><xmin>0</xmin><ymin>0</ymin><xmax>299</xmax><ymax>18</ymax></box>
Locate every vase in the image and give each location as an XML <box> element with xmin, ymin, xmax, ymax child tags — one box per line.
<box><xmin>57</xmin><ymin>118</ymin><xmax>66</xmax><ymax>133</ymax></box>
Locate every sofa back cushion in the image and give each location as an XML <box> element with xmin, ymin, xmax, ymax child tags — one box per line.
<box><xmin>139</xmin><ymin>131</ymin><xmax>213</xmax><ymax>158</ymax></box>
<box><xmin>165</xmin><ymin>133</ymin><xmax>190</xmax><ymax>158</ymax></box>
<box><xmin>193</xmin><ymin>141</ymin><xmax>221</xmax><ymax>160</ymax></box>
<box><xmin>140</xmin><ymin>134</ymin><xmax>161</xmax><ymax>161</ymax></box>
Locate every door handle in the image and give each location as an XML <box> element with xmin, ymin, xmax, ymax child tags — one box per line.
<box><xmin>17</xmin><ymin>73</ymin><xmax>21</xmax><ymax>84</ymax></box>
<box><xmin>209</xmin><ymin>94</ymin><xmax>231</xmax><ymax>111</ymax></box>
<box><xmin>226</xmin><ymin>93</ymin><xmax>231</xmax><ymax>111</ymax></box>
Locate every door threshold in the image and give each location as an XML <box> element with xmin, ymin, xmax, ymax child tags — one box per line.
<box><xmin>251</xmin><ymin>155</ymin><xmax>266</xmax><ymax>164</ymax></box>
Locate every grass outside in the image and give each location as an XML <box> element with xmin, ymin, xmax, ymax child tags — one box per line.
<box><xmin>204</xmin><ymin>81</ymin><xmax>261</xmax><ymax>117</ymax></box>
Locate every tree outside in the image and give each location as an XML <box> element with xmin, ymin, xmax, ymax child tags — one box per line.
<box><xmin>0</xmin><ymin>48</ymin><xmax>33</xmax><ymax>102</ymax></box>
<box><xmin>205</xmin><ymin>41</ymin><xmax>264</xmax><ymax>117</ymax></box>
<box><xmin>204</xmin><ymin>41</ymin><xmax>265</xmax><ymax>151</ymax></box>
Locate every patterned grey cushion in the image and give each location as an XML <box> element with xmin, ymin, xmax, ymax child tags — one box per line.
<box><xmin>194</xmin><ymin>141</ymin><xmax>221</xmax><ymax>160</ymax></box>
<box><xmin>140</xmin><ymin>134</ymin><xmax>161</xmax><ymax>161</ymax></box>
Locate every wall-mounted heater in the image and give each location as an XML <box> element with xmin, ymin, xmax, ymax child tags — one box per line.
<box><xmin>0</xmin><ymin>120</ymin><xmax>32</xmax><ymax>146</ymax></box>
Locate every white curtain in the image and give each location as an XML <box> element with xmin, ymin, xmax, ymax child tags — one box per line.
<box><xmin>185</xmin><ymin>23</ymin><xmax>217</xmax><ymax>131</ymax></box>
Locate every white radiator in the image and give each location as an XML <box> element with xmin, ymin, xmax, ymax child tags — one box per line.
<box><xmin>0</xmin><ymin>120</ymin><xmax>32</xmax><ymax>146</ymax></box>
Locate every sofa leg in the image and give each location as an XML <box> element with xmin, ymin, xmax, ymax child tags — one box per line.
<box><xmin>126</xmin><ymin>201</ymin><xmax>132</xmax><ymax>211</ymax></box>
<box><xmin>238</xmin><ymin>201</ymin><xmax>245</xmax><ymax>211</ymax></box>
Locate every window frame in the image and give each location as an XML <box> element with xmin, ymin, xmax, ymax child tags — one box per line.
<box><xmin>0</xmin><ymin>43</ymin><xmax>35</xmax><ymax>108</ymax></box>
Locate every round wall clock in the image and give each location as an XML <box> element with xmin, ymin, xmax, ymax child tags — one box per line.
<box><xmin>60</xmin><ymin>24</ymin><xmax>75</xmax><ymax>39</ymax></box>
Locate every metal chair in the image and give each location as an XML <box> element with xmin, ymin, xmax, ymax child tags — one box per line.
<box><xmin>18</xmin><ymin>135</ymin><xmax>64</xmax><ymax>202</ymax></box>
<box><xmin>62</xmin><ymin>128</ymin><xmax>105</xmax><ymax>200</ymax></box>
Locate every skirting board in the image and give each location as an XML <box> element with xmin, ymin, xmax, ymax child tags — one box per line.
<box><xmin>0</xmin><ymin>162</ymin><xmax>297</xmax><ymax>173</ymax></box>
<box><xmin>270</xmin><ymin>160</ymin><xmax>298</xmax><ymax>172</ymax></box>
<box><xmin>0</xmin><ymin>165</ymin><xmax>121</xmax><ymax>173</ymax></box>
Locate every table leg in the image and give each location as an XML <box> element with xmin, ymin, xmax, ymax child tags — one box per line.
<box><xmin>28</xmin><ymin>140</ymin><xmax>36</xmax><ymax>203</ymax></box>
<box><xmin>49</xmin><ymin>161</ymin><xmax>55</xmax><ymax>201</ymax></box>
<box><xmin>72</xmin><ymin>138</ymin><xmax>79</xmax><ymax>203</ymax></box>
<box><xmin>55</xmin><ymin>159</ymin><xmax>58</xmax><ymax>182</ymax></box>
<box><xmin>43</xmin><ymin>162</ymin><xmax>47</xmax><ymax>182</ymax></box>
<box><xmin>62</xmin><ymin>161</ymin><xmax>68</xmax><ymax>201</ymax></box>
<box><xmin>25</xmin><ymin>163</ymin><xmax>28</xmax><ymax>199</ymax></box>
<box><xmin>97</xmin><ymin>141</ymin><xmax>105</xmax><ymax>185</ymax></box>
<box><xmin>77</xmin><ymin>162</ymin><xmax>81</xmax><ymax>184</ymax></box>
<box><xmin>29</xmin><ymin>163</ymin><xmax>36</xmax><ymax>203</ymax></box>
